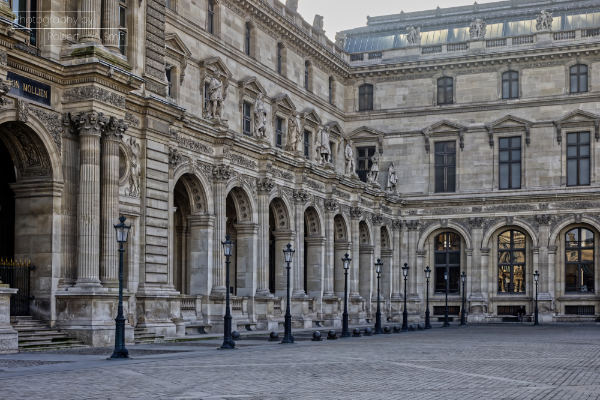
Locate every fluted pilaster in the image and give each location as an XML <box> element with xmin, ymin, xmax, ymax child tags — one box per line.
<box><xmin>211</xmin><ymin>165</ymin><xmax>231</xmax><ymax>295</ymax></box>
<box><xmin>79</xmin><ymin>0</ymin><xmax>102</xmax><ymax>43</ymax></box>
<box><xmin>256</xmin><ymin>178</ymin><xmax>273</xmax><ymax>297</ymax></box>
<box><xmin>102</xmin><ymin>0</ymin><xmax>120</xmax><ymax>51</ymax></box>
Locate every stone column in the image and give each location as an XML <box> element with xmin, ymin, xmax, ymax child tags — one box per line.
<box><xmin>256</xmin><ymin>178</ymin><xmax>273</xmax><ymax>297</ymax></box>
<box><xmin>292</xmin><ymin>192</ymin><xmax>306</xmax><ymax>297</ymax></box>
<box><xmin>372</xmin><ymin>216</ymin><xmax>382</xmax><ymax>307</ymax></box>
<box><xmin>349</xmin><ymin>208</ymin><xmax>362</xmax><ymax>298</ymax></box>
<box><xmin>102</xmin><ymin>0</ymin><xmax>120</xmax><ymax>51</ymax></box>
<box><xmin>273</xmin><ymin>230</ymin><xmax>295</xmax><ymax>297</ymax></box>
<box><xmin>406</xmin><ymin>221</ymin><xmax>419</xmax><ymax>297</ymax></box>
<box><xmin>323</xmin><ymin>200</ymin><xmax>337</xmax><ymax>297</ymax></box>
<box><xmin>100</xmin><ymin>117</ymin><xmax>126</xmax><ymax>287</ymax></box>
<box><xmin>391</xmin><ymin>221</ymin><xmax>402</xmax><ymax>299</ymax></box>
<box><xmin>73</xmin><ymin>111</ymin><xmax>106</xmax><ymax>287</ymax></box>
<box><xmin>536</xmin><ymin>215</ymin><xmax>552</xmax><ymax>299</ymax></box>
<box><xmin>211</xmin><ymin>165</ymin><xmax>231</xmax><ymax>295</ymax></box>
<box><xmin>468</xmin><ymin>218</ymin><xmax>484</xmax><ymax>302</ymax></box>
<box><xmin>480</xmin><ymin>248</ymin><xmax>490</xmax><ymax>307</ymax></box>
<box><xmin>79</xmin><ymin>0</ymin><xmax>102</xmax><ymax>43</ymax></box>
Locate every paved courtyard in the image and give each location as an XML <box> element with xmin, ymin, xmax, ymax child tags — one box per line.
<box><xmin>1</xmin><ymin>325</ymin><xmax>600</xmax><ymax>399</ymax></box>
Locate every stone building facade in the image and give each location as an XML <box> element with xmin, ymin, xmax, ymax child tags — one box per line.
<box><xmin>0</xmin><ymin>0</ymin><xmax>599</xmax><ymax>345</ymax></box>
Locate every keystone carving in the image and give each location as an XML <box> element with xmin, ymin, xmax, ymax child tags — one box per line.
<box><xmin>324</xmin><ymin>199</ymin><xmax>338</xmax><ymax>212</ymax></box>
<box><xmin>256</xmin><ymin>177</ymin><xmax>275</xmax><ymax>194</ymax></box>
<box><xmin>212</xmin><ymin>164</ymin><xmax>232</xmax><ymax>181</ymax></box>
<box><xmin>350</xmin><ymin>207</ymin><xmax>363</xmax><ymax>219</ymax></box>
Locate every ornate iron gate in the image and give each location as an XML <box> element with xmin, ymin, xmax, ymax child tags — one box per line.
<box><xmin>0</xmin><ymin>259</ymin><xmax>33</xmax><ymax>315</ymax></box>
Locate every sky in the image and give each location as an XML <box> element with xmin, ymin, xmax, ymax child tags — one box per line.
<box><xmin>297</xmin><ymin>0</ymin><xmax>500</xmax><ymax>40</ymax></box>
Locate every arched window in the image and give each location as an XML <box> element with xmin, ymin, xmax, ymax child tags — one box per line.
<box><xmin>570</xmin><ymin>64</ymin><xmax>588</xmax><ymax>94</ymax></box>
<box><xmin>437</xmin><ymin>77</ymin><xmax>454</xmax><ymax>105</ymax></box>
<box><xmin>358</xmin><ymin>84</ymin><xmax>373</xmax><ymax>111</ymax></box>
<box><xmin>434</xmin><ymin>232</ymin><xmax>461</xmax><ymax>293</ymax></box>
<box><xmin>502</xmin><ymin>70</ymin><xmax>519</xmax><ymax>99</ymax></box>
<box><xmin>498</xmin><ymin>230</ymin><xmax>526</xmax><ymax>294</ymax></box>
<box><xmin>565</xmin><ymin>227</ymin><xmax>594</xmax><ymax>292</ymax></box>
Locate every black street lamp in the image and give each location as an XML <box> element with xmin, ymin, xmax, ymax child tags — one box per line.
<box><xmin>374</xmin><ymin>258</ymin><xmax>383</xmax><ymax>335</ymax></box>
<box><xmin>220</xmin><ymin>235</ymin><xmax>235</xmax><ymax>350</ymax></box>
<box><xmin>443</xmin><ymin>268</ymin><xmax>450</xmax><ymax>327</ymax></box>
<box><xmin>460</xmin><ymin>271</ymin><xmax>467</xmax><ymax>326</ymax></box>
<box><xmin>111</xmin><ymin>215</ymin><xmax>131</xmax><ymax>359</ymax></box>
<box><xmin>533</xmin><ymin>270</ymin><xmax>539</xmax><ymax>326</ymax></box>
<box><xmin>341</xmin><ymin>253</ymin><xmax>352</xmax><ymax>338</ymax></box>
<box><xmin>282</xmin><ymin>243</ymin><xmax>295</xmax><ymax>344</ymax></box>
<box><xmin>424</xmin><ymin>266</ymin><xmax>432</xmax><ymax>329</ymax></box>
<box><xmin>401</xmin><ymin>263</ymin><xmax>409</xmax><ymax>332</ymax></box>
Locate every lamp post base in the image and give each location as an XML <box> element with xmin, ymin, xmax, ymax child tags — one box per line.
<box><xmin>109</xmin><ymin>349</ymin><xmax>129</xmax><ymax>359</ymax></box>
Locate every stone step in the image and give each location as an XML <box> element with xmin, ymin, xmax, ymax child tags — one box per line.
<box><xmin>12</xmin><ymin>317</ymin><xmax>87</xmax><ymax>351</ymax></box>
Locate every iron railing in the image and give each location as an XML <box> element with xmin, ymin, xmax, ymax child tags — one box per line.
<box><xmin>0</xmin><ymin>259</ymin><xmax>33</xmax><ymax>316</ymax></box>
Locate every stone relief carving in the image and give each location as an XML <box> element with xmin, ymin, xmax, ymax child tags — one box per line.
<box><xmin>350</xmin><ymin>207</ymin><xmax>362</xmax><ymax>219</ymax></box>
<box><xmin>124</xmin><ymin>112</ymin><xmax>140</xmax><ymax>128</ymax></box>
<box><xmin>63</xmin><ymin>86</ymin><xmax>126</xmax><ymax>108</ymax></box>
<box><xmin>206</xmin><ymin>75</ymin><xmax>227</xmax><ymax>121</ymax></box>
<box><xmin>305</xmin><ymin>178</ymin><xmax>324</xmax><ymax>191</ymax></box>
<box><xmin>406</xmin><ymin>26</ymin><xmax>421</xmax><ymax>46</ymax></box>
<box><xmin>324</xmin><ymin>199</ymin><xmax>338</xmax><ymax>212</ymax></box>
<box><xmin>0</xmin><ymin>78</ymin><xmax>9</xmax><ymax>106</ymax></box>
<box><xmin>254</xmin><ymin>93</ymin><xmax>268</xmax><ymax>140</ymax></box>
<box><xmin>212</xmin><ymin>164</ymin><xmax>232</xmax><ymax>181</ymax></box>
<box><xmin>256</xmin><ymin>177</ymin><xmax>275</xmax><ymax>194</ymax></box>
<box><xmin>271</xmin><ymin>168</ymin><xmax>294</xmax><ymax>181</ymax></box>
<box><xmin>30</xmin><ymin>107</ymin><xmax>63</xmax><ymax>155</ymax></box>
<box><xmin>293</xmin><ymin>189</ymin><xmax>309</xmax><ymax>203</ymax></box>
<box><xmin>344</xmin><ymin>141</ymin><xmax>356</xmax><ymax>176</ymax></box>
<box><xmin>392</xmin><ymin>220</ymin><xmax>402</xmax><ymax>231</ymax></box>
<box><xmin>405</xmin><ymin>220</ymin><xmax>420</xmax><ymax>231</ymax></box>
<box><xmin>536</xmin><ymin>10</ymin><xmax>553</xmax><ymax>31</ymax></box>
<box><xmin>223</xmin><ymin>147</ymin><xmax>257</xmax><ymax>170</ymax></box>
<box><xmin>126</xmin><ymin>137</ymin><xmax>141</xmax><ymax>198</ymax></box>
<box><xmin>316</xmin><ymin>125</ymin><xmax>331</xmax><ymax>164</ymax></box>
<box><xmin>176</xmin><ymin>134</ymin><xmax>213</xmax><ymax>155</ymax></box>
<box><xmin>72</xmin><ymin>111</ymin><xmax>108</xmax><ymax>137</ymax></box>
<box><xmin>367</xmin><ymin>154</ymin><xmax>380</xmax><ymax>187</ymax></box>
<box><xmin>16</xmin><ymin>99</ymin><xmax>29</xmax><ymax>122</ymax></box>
<box><xmin>469</xmin><ymin>18</ymin><xmax>487</xmax><ymax>39</ymax></box>
<box><xmin>386</xmin><ymin>163</ymin><xmax>397</xmax><ymax>193</ymax></box>
<box><xmin>372</xmin><ymin>214</ymin><xmax>383</xmax><ymax>226</ymax></box>
<box><xmin>535</xmin><ymin>214</ymin><xmax>552</xmax><ymax>226</ymax></box>
<box><xmin>169</xmin><ymin>147</ymin><xmax>183</xmax><ymax>168</ymax></box>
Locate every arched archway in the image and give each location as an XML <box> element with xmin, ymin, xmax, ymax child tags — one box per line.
<box><xmin>334</xmin><ymin>214</ymin><xmax>350</xmax><ymax>297</ymax></box>
<box><xmin>172</xmin><ymin>173</ymin><xmax>210</xmax><ymax>296</ymax></box>
<box><xmin>304</xmin><ymin>206</ymin><xmax>324</xmax><ymax>297</ymax></box>
<box><xmin>268</xmin><ymin>197</ymin><xmax>292</xmax><ymax>295</ymax></box>
<box><xmin>226</xmin><ymin>186</ymin><xmax>257</xmax><ymax>297</ymax></box>
<box><xmin>0</xmin><ymin>121</ymin><xmax>57</xmax><ymax>318</ymax></box>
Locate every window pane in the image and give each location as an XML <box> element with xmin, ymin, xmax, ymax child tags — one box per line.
<box><xmin>513</xmin><ymin>265</ymin><xmax>525</xmax><ymax>293</ymax></box>
<box><xmin>580</xmin><ymin>132</ymin><xmax>590</xmax><ymax>144</ymax></box>
<box><xmin>435</xmin><ymin>252</ymin><xmax>446</xmax><ymax>265</ymax></box>
<box><xmin>498</xmin><ymin>231</ymin><xmax>511</xmax><ymax>249</ymax></box>
<box><xmin>511</xmin><ymin>163</ymin><xmax>521</xmax><ymax>188</ymax></box>
<box><xmin>580</xmin><ymin>158</ymin><xmax>590</xmax><ymax>185</ymax></box>
<box><xmin>435</xmin><ymin>167</ymin><xmax>445</xmax><ymax>192</ymax></box>
<box><xmin>581</xmin><ymin>74</ymin><xmax>588</xmax><ymax>92</ymax></box>
<box><xmin>499</xmin><ymin>150</ymin><xmax>509</xmax><ymax>162</ymax></box>
<box><xmin>565</xmin><ymin>264</ymin><xmax>578</xmax><ymax>291</ymax></box>
<box><xmin>511</xmin><ymin>137</ymin><xmax>521</xmax><ymax>148</ymax></box>
<box><xmin>449</xmin><ymin>267</ymin><xmax>460</xmax><ymax>292</ymax></box>
<box><xmin>567</xmin><ymin>133</ymin><xmax>578</xmax><ymax>145</ymax></box>
<box><xmin>436</xmin><ymin>234</ymin><xmax>446</xmax><ymax>251</ymax></box>
<box><xmin>511</xmin><ymin>80</ymin><xmax>519</xmax><ymax>98</ymax></box>
<box><xmin>567</xmin><ymin>159</ymin><xmax>578</xmax><ymax>186</ymax></box>
<box><xmin>566</xmin><ymin>229</ymin><xmax>579</xmax><ymax>246</ymax></box>
<box><xmin>571</xmin><ymin>74</ymin><xmax>579</xmax><ymax>93</ymax></box>
<box><xmin>513</xmin><ymin>231</ymin><xmax>526</xmax><ymax>248</ymax></box>
<box><xmin>513</xmin><ymin>251</ymin><xmax>525</xmax><ymax>264</ymax></box>
<box><xmin>499</xmin><ymin>164</ymin><xmax>509</xmax><ymax>189</ymax></box>
<box><xmin>446</xmin><ymin>167</ymin><xmax>456</xmax><ymax>192</ymax></box>
<box><xmin>581</xmin><ymin>249</ymin><xmax>594</xmax><ymax>262</ymax></box>
<box><xmin>511</xmin><ymin>150</ymin><xmax>521</xmax><ymax>161</ymax></box>
<box><xmin>567</xmin><ymin>145</ymin><xmax>578</xmax><ymax>157</ymax></box>
<box><xmin>566</xmin><ymin>250</ymin><xmax>579</xmax><ymax>262</ymax></box>
<box><xmin>582</xmin><ymin>229</ymin><xmax>594</xmax><ymax>246</ymax></box>
<box><xmin>499</xmin><ymin>251</ymin><xmax>511</xmax><ymax>264</ymax></box>
<box><xmin>502</xmin><ymin>81</ymin><xmax>509</xmax><ymax>99</ymax></box>
<box><xmin>448</xmin><ymin>233</ymin><xmax>460</xmax><ymax>250</ymax></box>
<box><xmin>580</xmin><ymin>145</ymin><xmax>590</xmax><ymax>157</ymax></box>
<box><xmin>499</xmin><ymin>138</ymin><xmax>509</xmax><ymax>149</ymax></box>
<box><xmin>448</xmin><ymin>252</ymin><xmax>460</xmax><ymax>265</ymax></box>
<box><xmin>498</xmin><ymin>266</ymin><xmax>510</xmax><ymax>292</ymax></box>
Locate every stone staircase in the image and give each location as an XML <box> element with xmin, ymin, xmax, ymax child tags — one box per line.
<box><xmin>11</xmin><ymin>316</ymin><xmax>87</xmax><ymax>351</ymax></box>
<box><xmin>134</xmin><ymin>327</ymin><xmax>165</xmax><ymax>344</ymax></box>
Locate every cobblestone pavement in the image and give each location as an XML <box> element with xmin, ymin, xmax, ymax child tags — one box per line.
<box><xmin>1</xmin><ymin>325</ymin><xmax>600</xmax><ymax>399</ymax></box>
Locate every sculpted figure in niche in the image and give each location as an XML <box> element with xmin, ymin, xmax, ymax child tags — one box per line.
<box><xmin>367</xmin><ymin>154</ymin><xmax>380</xmax><ymax>186</ymax></box>
<box><xmin>128</xmin><ymin>137</ymin><xmax>141</xmax><ymax>197</ymax></box>
<box><xmin>386</xmin><ymin>162</ymin><xmax>398</xmax><ymax>193</ymax></box>
<box><xmin>207</xmin><ymin>76</ymin><xmax>225</xmax><ymax>120</ymax></box>
<box><xmin>344</xmin><ymin>141</ymin><xmax>356</xmax><ymax>176</ymax></box>
<box><xmin>254</xmin><ymin>93</ymin><xmax>268</xmax><ymax>139</ymax></box>
<box><xmin>536</xmin><ymin>10</ymin><xmax>553</xmax><ymax>31</ymax></box>
<box><xmin>286</xmin><ymin>114</ymin><xmax>299</xmax><ymax>151</ymax></box>
<box><xmin>316</xmin><ymin>125</ymin><xmax>331</xmax><ymax>164</ymax></box>
<box><xmin>406</xmin><ymin>26</ymin><xmax>421</xmax><ymax>46</ymax></box>
<box><xmin>469</xmin><ymin>18</ymin><xmax>487</xmax><ymax>40</ymax></box>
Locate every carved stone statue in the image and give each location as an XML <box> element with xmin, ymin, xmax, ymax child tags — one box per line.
<box><xmin>536</xmin><ymin>10</ymin><xmax>553</xmax><ymax>31</ymax></box>
<box><xmin>127</xmin><ymin>137</ymin><xmax>141</xmax><ymax>198</ymax></box>
<box><xmin>406</xmin><ymin>26</ymin><xmax>421</xmax><ymax>46</ymax></box>
<box><xmin>285</xmin><ymin>0</ymin><xmax>298</xmax><ymax>13</ymax></box>
<box><xmin>386</xmin><ymin>162</ymin><xmax>398</xmax><ymax>193</ymax></box>
<box><xmin>367</xmin><ymin>154</ymin><xmax>380</xmax><ymax>186</ymax></box>
<box><xmin>335</xmin><ymin>32</ymin><xmax>347</xmax><ymax>49</ymax></box>
<box><xmin>254</xmin><ymin>93</ymin><xmax>268</xmax><ymax>139</ymax></box>
<box><xmin>313</xmin><ymin>15</ymin><xmax>324</xmax><ymax>32</ymax></box>
<box><xmin>207</xmin><ymin>76</ymin><xmax>225</xmax><ymax>120</ymax></box>
<box><xmin>344</xmin><ymin>141</ymin><xmax>356</xmax><ymax>176</ymax></box>
<box><xmin>469</xmin><ymin>18</ymin><xmax>486</xmax><ymax>40</ymax></box>
<box><xmin>316</xmin><ymin>125</ymin><xmax>331</xmax><ymax>164</ymax></box>
<box><xmin>286</xmin><ymin>114</ymin><xmax>299</xmax><ymax>152</ymax></box>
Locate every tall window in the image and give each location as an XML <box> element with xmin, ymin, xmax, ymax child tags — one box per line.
<box><xmin>242</xmin><ymin>102</ymin><xmax>252</xmax><ymax>135</ymax></box>
<box><xmin>329</xmin><ymin>77</ymin><xmax>335</xmax><ymax>105</ymax></box>
<box><xmin>358</xmin><ymin>84</ymin><xmax>373</xmax><ymax>111</ymax></box>
<box><xmin>207</xmin><ymin>0</ymin><xmax>215</xmax><ymax>34</ymax></box>
<box><xmin>434</xmin><ymin>232</ymin><xmax>461</xmax><ymax>294</ymax></box>
<box><xmin>117</xmin><ymin>0</ymin><xmax>128</xmax><ymax>55</ymax></box>
<box><xmin>502</xmin><ymin>70</ymin><xmax>519</xmax><ymax>99</ymax></box>
<box><xmin>437</xmin><ymin>77</ymin><xmax>454</xmax><ymax>105</ymax></box>
<box><xmin>499</xmin><ymin>136</ymin><xmax>521</xmax><ymax>190</ymax></box>
<box><xmin>356</xmin><ymin>146</ymin><xmax>375</xmax><ymax>182</ymax></box>
<box><xmin>277</xmin><ymin>43</ymin><xmax>284</xmax><ymax>75</ymax></box>
<box><xmin>166</xmin><ymin>66</ymin><xmax>173</xmax><ymax>98</ymax></box>
<box><xmin>303</xmin><ymin>130</ymin><xmax>311</xmax><ymax>159</ymax></box>
<box><xmin>565</xmin><ymin>227</ymin><xmax>594</xmax><ymax>293</ymax></box>
<box><xmin>304</xmin><ymin>61</ymin><xmax>311</xmax><ymax>91</ymax></box>
<box><xmin>570</xmin><ymin>64</ymin><xmax>588</xmax><ymax>94</ymax></box>
<box><xmin>434</xmin><ymin>141</ymin><xmax>456</xmax><ymax>193</ymax></box>
<box><xmin>498</xmin><ymin>230</ymin><xmax>526</xmax><ymax>294</ymax></box>
<box><xmin>275</xmin><ymin>117</ymin><xmax>284</xmax><ymax>148</ymax></box>
<box><xmin>567</xmin><ymin>132</ymin><xmax>590</xmax><ymax>187</ymax></box>
<box><xmin>244</xmin><ymin>22</ymin><xmax>252</xmax><ymax>56</ymax></box>
<box><xmin>11</xmin><ymin>0</ymin><xmax>37</xmax><ymax>46</ymax></box>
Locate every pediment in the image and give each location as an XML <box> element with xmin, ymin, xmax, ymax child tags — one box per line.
<box><xmin>238</xmin><ymin>77</ymin><xmax>266</xmax><ymax>97</ymax></box>
<box><xmin>165</xmin><ymin>33</ymin><xmax>191</xmax><ymax>58</ymax></box>
<box><xmin>349</xmin><ymin>126</ymin><xmax>383</xmax><ymax>140</ymax></box>
<box><xmin>324</xmin><ymin>121</ymin><xmax>343</xmax><ymax>136</ymax></box>
<box><xmin>199</xmin><ymin>56</ymin><xmax>232</xmax><ymax>79</ymax></box>
<box><xmin>424</xmin><ymin>120</ymin><xmax>466</xmax><ymax>135</ymax></box>
<box><xmin>272</xmin><ymin>93</ymin><xmax>296</xmax><ymax>112</ymax></box>
<box><xmin>557</xmin><ymin>109</ymin><xmax>600</xmax><ymax>125</ymax></box>
<box><xmin>301</xmin><ymin>108</ymin><xmax>322</xmax><ymax>126</ymax></box>
<box><xmin>489</xmin><ymin>115</ymin><xmax>531</xmax><ymax>130</ymax></box>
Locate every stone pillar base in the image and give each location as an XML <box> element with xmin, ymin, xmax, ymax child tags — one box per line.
<box><xmin>135</xmin><ymin>290</ymin><xmax>180</xmax><ymax>339</ymax></box>
<box><xmin>0</xmin><ymin>287</ymin><xmax>18</xmax><ymax>353</ymax></box>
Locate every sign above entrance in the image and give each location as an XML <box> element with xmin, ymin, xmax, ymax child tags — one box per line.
<box><xmin>6</xmin><ymin>72</ymin><xmax>51</xmax><ymax>106</ymax></box>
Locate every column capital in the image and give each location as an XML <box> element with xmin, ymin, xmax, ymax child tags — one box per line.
<box><xmin>72</xmin><ymin>111</ymin><xmax>108</xmax><ymax>137</ymax></box>
<box><xmin>392</xmin><ymin>219</ymin><xmax>402</xmax><ymax>231</ymax></box>
<box><xmin>256</xmin><ymin>177</ymin><xmax>275</xmax><ymax>194</ymax></box>
<box><xmin>349</xmin><ymin>206</ymin><xmax>362</xmax><ymax>220</ymax></box>
<box><xmin>405</xmin><ymin>220</ymin><xmax>420</xmax><ymax>231</ymax></box>
<box><xmin>293</xmin><ymin>189</ymin><xmax>309</xmax><ymax>203</ymax></box>
<box><xmin>468</xmin><ymin>217</ymin><xmax>485</xmax><ymax>229</ymax></box>
<box><xmin>102</xmin><ymin>116</ymin><xmax>127</xmax><ymax>141</ymax></box>
<box><xmin>324</xmin><ymin>199</ymin><xmax>338</xmax><ymax>213</ymax></box>
<box><xmin>212</xmin><ymin>164</ymin><xmax>232</xmax><ymax>182</ymax></box>
<box><xmin>371</xmin><ymin>214</ymin><xmax>383</xmax><ymax>226</ymax></box>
